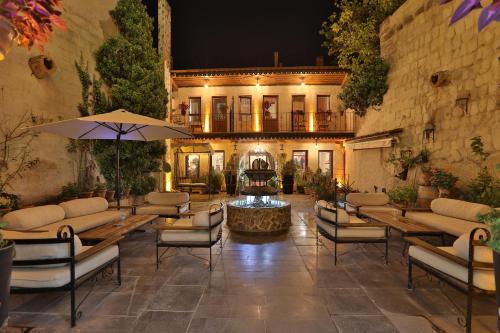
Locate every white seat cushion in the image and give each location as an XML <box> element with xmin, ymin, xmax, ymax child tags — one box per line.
<box><xmin>36</xmin><ymin>210</ymin><xmax>124</xmax><ymax>234</ymax></box>
<box><xmin>409</xmin><ymin>245</ymin><xmax>494</xmax><ymax>291</ymax></box>
<box><xmin>59</xmin><ymin>198</ymin><xmax>109</xmax><ymax>218</ymax></box>
<box><xmin>146</xmin><ymin>192</ymin><xmax>189</xmax><ymax>206</ymax></box>
<box><xmin>160</xmin><ymin>219</ymin><xmax>221</xmax><ymax>243</ymax></box>
<box><xmin>316</xmin><ymin>217</ymin><xmax>386</xmax><ymax>238</ymax></box>
<box><xmin>3</xmin><ymin>230</ymin><xmax>83</xmax><ymax>262</ymax></box>
<box><xmin>406</xmin><ymin>212</ymin><xmax>484</xmax><ymax>237</ymax></box>
<box><xmin>11</xmin><ymin>245</ymin><xmax>119</xmax><ymax>289</ymax></box>
<box><xmin>431</xmin><ymin>198</ymin><xmax>491</xmax><ymax>222</ymax></box>
<box><xmin>136</xmin><ymin>204</ymin><xmax>189</xmax><ymax>216</ymax></box>
<box><xmin>346</xmin><ymin>193</ymin><xmax>390</xmax><ymax>207</ymax></box>
<box><xmin>359</xmin><ymin>206</ymin><xmax>401</xmax><ymax>215</ymax></box>
<box><xmin>315</xmin><ymin>201</ymin><xmax>350</xmax><ymax>223</ymax></box>
<box><xmin>3</xmin><ymin>205</ymin><xmax>65</xmax><ymax>231</ymax></box>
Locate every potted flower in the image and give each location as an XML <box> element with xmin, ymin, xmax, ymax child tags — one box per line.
<box><xmin>429</xmin><ymin>168</ymin><xmax>458</xmax><ymax>197</ymax></box>
<box><xmin>60</xmin><ymin>182</ymin><xmax>80</xmax><ymax>201</ymax></box>
<box><xmin>0</xmin><ymin>192</ymin><xmax>18</xmax><ymax>214</ymax></box>
<box><xmin>281</xmin><ymin>160</ymin><xmax>297</xmax><ymax>194</ymax></box>
<box><xmin>0</xmin><ymin>0</ymin><xmax>66</xmax><ymax>61</ymax></box>
<box><xmin>0</xmin><ymin>220</ymin><xmax>13</xmax><ymax>328</ymax></box>
<box><xmin>105</xmin><ymin>182</ymin><xmax>116</xmax><ymax>202</ymax></box>
<box><xmin>223</xmin><ymin>153</ymin><xmax>239</xmax><ymax>195</ymax></box>
<box><xmin>93</xmin><ymin>182</ymin><xmax>107</xmax><ymax>198</ymax></box>
<box><xmin>388</xmin><ymin>186</ymin><xmax>418</xmax><ymax>208</ymax></box>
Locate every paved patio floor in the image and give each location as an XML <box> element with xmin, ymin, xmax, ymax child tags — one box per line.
<box><xmin>6</xmin><ymin>195</ymin><xmax>497</xmax><ymax>333</ymax></box>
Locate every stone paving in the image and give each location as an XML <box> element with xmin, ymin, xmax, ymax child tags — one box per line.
<box><xmin>6</xmin><ymin>195</ymin><xmax>497</xmax><ymax>333</ymax></box>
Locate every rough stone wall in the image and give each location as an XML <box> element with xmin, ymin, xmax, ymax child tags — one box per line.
<box><xmin>345</xmin><ymin>0</ymin><xmax>500</xmax><ymax>192</ymax></box>
<box><xmin>158</xmin><ymin>0</ymin><xmax>172</xmax><ymax>68</ymax></box>
<box><xmin>0</xmin><ymin>0</ymin><xmax>118</xmax><ymax>204</ymax></box>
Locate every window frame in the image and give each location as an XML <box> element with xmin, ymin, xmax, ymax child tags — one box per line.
<box><xmin>318</xmin><ymin>150</ymin><xmax>334</xmax><ymax>178</ymax></box>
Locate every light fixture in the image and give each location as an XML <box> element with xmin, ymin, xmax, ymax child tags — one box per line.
<box><xmin>204</xmin><ymin>78</ymin><xmax>209</xmax><ymax>88</ymax></box>
<box><xmin>301</xmin><ymin>77</ymin><xmax>305</xmax><ymax>86</ymax></box>
<box><xmin>256</xmin><ymin>77</ymin><xmax>260</xmax><ymax>87</ymax></box>
<box><xmin>315</xmin><ymin>138</ymin><xmax>318</xmax><ymax>148</ymax></box>
<box><xmin>233</xmin><ymin>141</ymin><xmax>238</xmax><ymax>152</ymax></box>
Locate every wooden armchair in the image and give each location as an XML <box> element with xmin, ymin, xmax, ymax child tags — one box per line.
<box><xmin>7</xmin><ymin>226</ymin><xmax>122</xmax><ymax>327</ymax></box>
<box><xmin>152</xmin><ymin>203</ymin><xmax>224</xmax><ymax>270</ymax></box>
<box><xmin>407</xmin><ymin>227</ymin><xmax>495</xmax><ymax>333</ymax></box>
<box><xmin>315</xmin><ymin>200</ymin><xmax>389</xmax><ymax>265</ymax></box>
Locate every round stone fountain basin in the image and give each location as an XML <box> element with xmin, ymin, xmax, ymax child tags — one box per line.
<box><xmin>227</xmin><ymin>197</ymin><xmax>291</xmax><ymax>233</ymax></box>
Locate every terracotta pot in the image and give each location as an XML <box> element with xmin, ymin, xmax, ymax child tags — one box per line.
<box><xmin>105</xmin><ymin>190</ymin><xmax>116</xmax><ymax>201</ymax></box>
<box><xmin>416</xmin><ymin>185</ymin><xmax>438</xmax><ymax>208</ymax></box>
<box><xmin>0</xmin><ymin>241</ymin><xmax>14</xmax><ymax>328</ymax></box>
<box><xmin>0</xmin><ymin>17</ymin><xmax>16</xmax><ymax>62</ymax></box>
<box><xmin>94</xmin><ymin>189</ymin><xmax>107</xmax><ymax>198</ymax></box>
<box><xmin>438</xmin><ymin>188</ymin><xmax>450</xmax><ymax>198</ymax></box>
<box><xmin>79</xmin><ymin>191</ymin><xmax>93</xmax><ymax>199</ymax></box>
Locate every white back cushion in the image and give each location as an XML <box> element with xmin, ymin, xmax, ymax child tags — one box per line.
<box><xmin>3</xmin><ymin>205</ymin><xmax>65</xmax><ymax>231</ymax></box>
<box><xmin>431</xmin><ymin>198</ymin><xmax>491</xmax><ymax>222</ymax></box>
<box><xmin>147</xmin><ymin>192</ymin><xmax>189</xmax><ymax>206</ymax></box>
<box><xmin>346</xmin><ymin>193</ymin><xmax>390</xmax><ymax>207</ymax></box>
<box><xmin>4</xmin><ymin>230</ymin><xmax>83</xmax><ymax>262</ymax></box>
<box><xmin>192</xmin><ymin>209</ymin><xmax>224</xmax><ymax>227</ymax></box>
<box><xmin>315</xmin><ymin>200</ymin><xmax>350</xmax><ymax>223</ymax></box>
<box><xmin>453</xmin><ymin>231</ymin><xmax>493</xmax><ymax>263</ymax></box>
<box><xmin>59</xmin><ymin>198</ymin><xmax>109</xmax><ymax>218</ymax></box>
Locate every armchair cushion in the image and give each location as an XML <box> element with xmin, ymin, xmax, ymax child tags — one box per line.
<box><xmin>3</xmin><ymin>205</ymin><xmax>65</xmax><ymax>231</ymax></box>
<box><xmin>192</xmin><ymin>209</ymin><xmax>224</xmax><ymax>227</ymax></box>
<box><xmin>346</xmin><ymin>193</ymin><xmax>390</xmax><ymax>207</ymax></box>
<box><xmin>3</xmin><ymin>230</ymin><xmax>83</xmax><ymax>263</ymax></box>
<box><xmin>452</xmin><ymin>232</ymin><xmax>493</xmax><ymax>263</ymax></box>
<box><xmin>38</xmin><ymin>210</ymin><xmax>124</xmax><ymax>234</ymax></box>
<box><xmin>11</xmin><ymin>245</ymin><xmax>119</xmax><ymax>289</ymax></box>
<box><xmin>430</xmin><ymin>198</ymin><xmax>491</xmax><ymax>222</ymax></box>
<box><xmin>146</xmin><ymin>192</ymin><xmax>189</xmax><ymax>206</ymax></box>
<box><xmin>159</xmin><ymin>219</ymin><xmax>222</xmax><ymax>243</ymax></box>
<box><xmin>59</xmin><ymin>198</ymin><xmax>109</xmax><ymax>219</ymax></box>
<box><xmin>405</xmin><ymin>212</ymin><xmax>484</xmax><ymax>237</ymax></box>
<box><xmin>409</xmin><ymin>245</ymin><xmax>494</xmax><ymax>291</ymax></box>
<box><xmin>316</xmin><ymin>217</ymin><xmax>386</xmax><ymax>238</ymax></box>
<box><xmin>315</xmin><ymin>201</ymin><xmax>349</xmax><ymax>223</ymax></box>
<box><xmin>136</xmin><ymin>204</ymin><xmax>189</xmax><ymax>216</ymax></box>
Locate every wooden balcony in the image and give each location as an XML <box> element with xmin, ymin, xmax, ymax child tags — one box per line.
<box><xmin>171</xmin><ymin>111</ymin><xmax>357</xmax><ymax>140</ymax></box>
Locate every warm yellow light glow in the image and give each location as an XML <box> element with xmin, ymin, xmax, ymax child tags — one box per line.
<box><xmin>309</xmin><ymin>112</ymin><xmax>315</xmax><ymax>132</ymax></box>
<box><xmin>165</xmin><ymin>172</ymin><xmax>172</xmax><ymax>191</ymax></box>
<box><xmin>254</xmin><ymin>113</ymin><xmax>260</xmax><ymax>132</ymax></box>
<box><xmin>204</xmin><ymin>83</ymin><xmax>208</xmax><ymax>88</ymax></box>
<box><xmin>204</xmin><ymin>113</ymin><xmax>210</xmax><ymax>132</ymax></box>
<box><xmin>301</xmin><ymin>82</ymin><xmax>305</xmax><ymax>87</ymax></box>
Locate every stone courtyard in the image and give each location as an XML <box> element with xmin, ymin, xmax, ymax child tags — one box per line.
<box><xmin>6</xmin><ymin>195</ymin><xmax>497</xmax><ymax>333</ymax></box>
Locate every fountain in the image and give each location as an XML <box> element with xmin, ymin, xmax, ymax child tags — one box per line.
<box><xmin>227</xmin><ymin>152</ymin><xmax>291</xmax><ymax>233</ymax></box>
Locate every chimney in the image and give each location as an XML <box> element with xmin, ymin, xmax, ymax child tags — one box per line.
<box><xmin>273</xmin><ymin>51</ymin><xmax>279</xmax><ymax>67</ymax></box>
<box><xmin>315</xmin><ymin>56</ymin><xmax>324</xmax><ymax>66</ymax></box>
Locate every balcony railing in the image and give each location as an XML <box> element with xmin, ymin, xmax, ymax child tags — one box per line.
<box><xmin>171</xmin><ymin>111</ymin><xmax>357</xmax><ymax>134</ymax></box>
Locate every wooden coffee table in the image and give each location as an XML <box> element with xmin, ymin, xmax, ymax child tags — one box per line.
<box><xmin>361</xmin><ymin>211</ymin><xmax>445</xmax><ymax>257</ymax></box>
<box><xmin>79</xmin><ymin>214</ymin><xmax>159</xmax><ymax>242</ymax></box>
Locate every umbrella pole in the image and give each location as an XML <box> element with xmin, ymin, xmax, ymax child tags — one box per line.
<box><xmin>116</xmin><ymin>134</ymin><xmax>121</xmax><ymax>210</ymax></box>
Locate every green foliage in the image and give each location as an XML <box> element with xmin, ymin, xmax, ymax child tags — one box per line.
<box><xmin>478</xmin><ymin>210</ymin><xmax>500</xmax><ymax>252</ymax></box>
<box><xmin>281</xmin><ymin>160</ymin><xmax>298</xmax><ymax>176</ymax></box>
<box><xmin>388</xmin><ymin>186</ymin><xmax>418</xmax><ymax>206</ymax></box>
<box><xmin>430</xmin><ymin>169</ymin><xmax>458</xmax><ymax>190</ymax></box>
<box><xmin>308</xmin><ymin>169</ymin><xmax>336</xmax><ymax>201</ymax></box>
<box><xmin>464</xmin><ymin>137</ymin><xmax>500</xmax><ymax>207</ymax></box>
<box><xmin>268</xmin><ymin>176</ymin><xmax>278</xmax><ymax>189</ymax></box>
<box><xmin>60</xmin><ymin>182</ymin><xmax>81</xmax><ymax>199</ymax></box>
<box><xmin>321</xmin><ymin>0</ymin><xmax>404</xmax><ymax>116</ymax></box>
<box><xmin>92</xmin><ymin>0</ymin><xmax>167</xmax><ymax>191</ymax></box>
<box><xmin>94</xmin><ymin>182</ymin><xmax>106</xmax><ymax>191</ymax></box>
<box><xmin>130</xmin><ymin>175</ymin><xmax>156</xmax><ymax>196</ymax></box>
<box><xmin>0</xmin><ymin>192</ymin><xmax>19</xmax><ymax>210</ymax></box>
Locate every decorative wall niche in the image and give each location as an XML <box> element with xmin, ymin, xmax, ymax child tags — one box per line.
<box><xmin>28</xmin><ymin>55</ymin><xmax>57</xmax><ymax>79</ymax></box>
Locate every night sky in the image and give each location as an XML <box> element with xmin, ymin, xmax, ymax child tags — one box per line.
<box><xmin>143</xmin><ymin>0</ymin><xmax>336</xmax><ymax>69</ymax></box>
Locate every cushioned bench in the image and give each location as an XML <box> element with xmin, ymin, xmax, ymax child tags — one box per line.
<box><xmin>135</xmin><ymin>191</ymin><xmax>190</xmax><ymax>218</ymax></box>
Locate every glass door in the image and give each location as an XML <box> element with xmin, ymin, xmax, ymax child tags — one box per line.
<box><xmin>212</xmin><ymin>96</ymin><xmax>228</xmax><ymax>133</ymax></box>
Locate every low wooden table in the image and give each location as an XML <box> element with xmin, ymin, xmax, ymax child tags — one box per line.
<box><xmin>362</xmin><ymin>211</ymin><xmax>445</xmax><ymax>257</ymax></box>
<box><xmin>79</xmin><ymin>214</ymin><xmax>159</xmax><ymax>242</ymax></box>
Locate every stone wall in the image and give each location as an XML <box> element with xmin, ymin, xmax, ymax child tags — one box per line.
<box><xmin>345</xmin><ymin>0</ymin><xmax>500</xmax><ymax>192</ymax></box>
<box><xmin>0</xmin><ymin>0</ymin><xmax>118</xmax><ymax>204</ymax></box>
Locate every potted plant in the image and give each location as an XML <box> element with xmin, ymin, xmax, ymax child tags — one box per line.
<box><xmin>295</xmin><ymin>168</ymin><xmax>305</xmax><ymax>194</ymax></box>
<box><xmin>79</xmin><ymin>183</ymin><xmax>94</xmax><ymax>198</ymax></box>
<box><xmin>60</xmin><ymin>182</ymin><xmax>80</xmax><ymax>201</ymax></box>
<box><xmin>429</xmin><ymin>168</ymin><xmax>458</xmax><ymax>197</ymax></box>
<box><xmin>337</xmin><ymin>178</ymin><xmax>357</xmax><ymax>201</ymax></box>
<box><xmin>308</xmin><ymin>170</ymin><xmax>336</xmax><ymax>201</ymax></box>
<box><xmin>281</xmin><ymin>160</ymin><xmax>297</xmax><ymax>194</ymax></box>
<box><xmin>0</xmin><ymin>220</ymin><xmax>13</xmax><ymax>328</ymax></box>
<box><xmin>0</xmin><ymin>192</ymin><xmax>18</xmax><ymax>215</ymax></box>
<box><xmin>388</xmin><ymin>186</ymin><xmax>418</xmax><ymax>208</ymax></box>
<box><xmin>387</xmin><ymin>149</ymin><xmax>430</xmax><ymax>181</ymax></box>
<box><xmin>208</xmin><ymin>169</ymin><xmax>223</xmax><ymax>194</ymax></box>
<box><xmin>105</xmin><ymin>182</ymin><xmax>116</xmax><ymax>202</ymax></box>
<box><xmin>0</xmin><ymin>0</ymin><xmax>66</xmax><ymax>61</ymax></box>
<box><xmin>223</xmin><ymin>153</ymin><xmax>239</xmax><ymax>195</ymax></box>
<box><xmin>93</xmin><ymin>182</ymin><xmax>107</xmax><ymax>198</ymax></box>
<box><xmin>130</xmin><ymin>176</ymin><xmax>156</xmax><ymax>205</ymax></box>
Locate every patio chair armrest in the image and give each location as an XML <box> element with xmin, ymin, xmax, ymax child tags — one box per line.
<box><xmin>337</xmin><ymin>222</ymin><xmax>387</xmax><ymax>228</ymax></box>
<box><xmin>405</xmin><ymin>237</ymin><xmax>468</xmax><ymax>267</ymax></box>
<box><xmin>75</xmin><ymin>235</ymin><xmax>124</xmax><ymax>263</ymax></box>
<box><xmin>151</xmin><ymin>224</ymin><xmax>209</xmax><ymax>231</ymax></box>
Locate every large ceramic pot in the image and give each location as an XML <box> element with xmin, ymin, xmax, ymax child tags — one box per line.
<box><xmin>223</xmin><ymin>171</ymin><xmax>237</xmax><ymax>195</ymax></box>
<box><xmin>494</xmin><ymin>250</ymin><xmax>500</xmax><ymax>331</ymax></box>
<box><xmin>282</xmin><ymin>175</ymin><xmax>294</xmax><ymax>194</ymax></box>
<box><xmin>0</xmin><ymin>17</ymin><xmax>16</xmax><ymax>62</ymax></box>
<box><xmin>0</xmin><ymin>241</ymin><xmax>14</xmax><ymax>328</ymax></box>
<box><xmin>105</xmin><ymin>190</ymin><xmax>116</xmax><ymax>201</ymax></box>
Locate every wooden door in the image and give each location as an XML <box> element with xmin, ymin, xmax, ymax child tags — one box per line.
<box><xmin>212</xmin><ymin>97</ymin><xmax>227</xmax><ymax>133</ymax></box>
<box><xmin>263</xmin><ymin>96</ymin><xmax>278</xmax><ymax>132</ymax></box>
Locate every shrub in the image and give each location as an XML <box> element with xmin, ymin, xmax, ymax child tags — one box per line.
<box><xmin>429</xmin><ymin>169</ymin><xmax>458</xmax><ymax>190</ymax></box>
<box><xmin>388</xmin><ymin>186</ymin><xmax>418</xmax><ymax>206</ymax></box>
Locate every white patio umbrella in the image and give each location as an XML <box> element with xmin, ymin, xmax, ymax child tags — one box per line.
<box><xmin>27</xmin><ymin>109</ymin><xmax>192</xmax><ymax>208</ymax></box>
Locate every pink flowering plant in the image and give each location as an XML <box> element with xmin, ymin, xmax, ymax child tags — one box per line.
<box><xmin>1</xmin><ymin>0</ymin><xmax>66</xmax><ymax>51</ymax></box>
<box><xmin>441</xmin><ymin>0</ymin><xmax>500</xmax><ymax>31</ymax></box>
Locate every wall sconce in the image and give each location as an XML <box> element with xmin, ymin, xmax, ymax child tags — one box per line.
<box><xmin>456</xmin><ymin>93</ymin><xmax>470</xmax><ymax>115</ymax></box>
<box><xmin>256</xmin><ymin>77</ymin><xmax>260</xmax><ymax>87</ymax></box>
<box><xmin>233</xmin><ymin>141</ymin><xmax>238</xmax><ymax>152</ymax></box>
<box><xmin>423</xmin><ymin>121</ymin><xmax>435</xmax><ymax>143</ymax></box>
<box><xmin>301</xmin><ymin>77</ymin><xmax>305</xmax><ymax>87</ymax></box>
<box><xmin>280</xmin><ymin>143</ymin><xmax>284</xmax><ymax>152</ymax></box>
<box><xmin>204</xmin><ymin>78</ymin><xmax>209</xmax><ymax>88</ymax></box>
<box><xmin>315</xmin><ymin>138</ymin><xmax>318</xmax><ymax>148</ymax></box>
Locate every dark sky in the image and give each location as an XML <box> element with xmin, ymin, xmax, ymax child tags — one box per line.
<box><xmin>143</xmin><ymin>0</ymin><xmax>336</xmax><ymax>69</ymax></box>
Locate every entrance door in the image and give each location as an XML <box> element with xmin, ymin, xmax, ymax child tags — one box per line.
<box><xmin>212</xmin><ymin>96</ymin><xmax>227</xmax><ymax>133</ymax></box>
<box><xmin>263</xmin><ymin>96</ymin><xmax>278</xmax><ymax>132</ymax></box>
